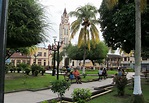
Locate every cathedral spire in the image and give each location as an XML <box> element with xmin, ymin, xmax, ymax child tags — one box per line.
<box><xmin>63</xmin><ymin>8</ymin><xmax>67</xmax><ymax>16</ymax></box>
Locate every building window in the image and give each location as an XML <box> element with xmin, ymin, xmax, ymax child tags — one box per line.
<box><xmin>124</xmin><ymin>57</ymin><xmax>127</xmax><ymax>61</ymax></box>
<box><xmin>27</xmin><ymin>60</ymin><xmax>30</xmax><ymax>64</ymax></box>
<box><xmin>11</xmin><ymin>60</ymin><xmax>15</xmax><ymax>65</ymax></box>
<box><xmin>38</xmin><ymin>59</ymin><xmax>42</xmax><ymax>65</ymax></box>
<box><xmin>17</xmin><ymin>60</ymin><xmax>21</xmax><ymax>64</ymax></box>
<box><xmin>128</xmin><ymin>57</ymin><xmax>130</xmax><ymax>61</ymax></box>
<box><xmin>22</xmin><ymin>60</ymin><xmax>26</xmax><ymax>63</ymax></box>
<box><xmin>44</xmin><ymin>60</ymin><xmax>46</xmax><ymax>66</ymax></box>
<box><xmin>44</xmin><ymin>52</ymin><xmax>46</xmax><ymax>57</ymax></box>
<box><xmin>38</xmin><ymin>52</ymin><xmax>42</xmax><ymax>56</ymax></box>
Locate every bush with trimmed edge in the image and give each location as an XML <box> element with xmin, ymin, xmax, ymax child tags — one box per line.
<box><xmin>72</xmin><ymin>88</ymin><xmax>92</xmax><ymax>103</ymax></box>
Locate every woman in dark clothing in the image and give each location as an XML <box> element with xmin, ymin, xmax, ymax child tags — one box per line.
<box><xmin>102</xmin><ymin>68</ymin><xmax>107</xmax><ymax>79</ymax></box>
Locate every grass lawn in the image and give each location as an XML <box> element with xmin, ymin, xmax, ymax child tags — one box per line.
<box><xmin>88</xmin><ymin>78</ymin><xmax>149</xmax><ymax>103</ymax></box>
<box><xmin>4</xmin><ymin>72</ymin><xmax>98</xmax><ymax>92</ymax></box>
<box><xmin>79</xmin><ymin>69</ymin><xmax>117</xmax><ymax>75</ymax></box>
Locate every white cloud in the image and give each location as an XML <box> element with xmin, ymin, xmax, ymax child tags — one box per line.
<box><xmin>38</xmin><ymin>0</ymin><xmax>103</xmax><ymax>47</ymax></box>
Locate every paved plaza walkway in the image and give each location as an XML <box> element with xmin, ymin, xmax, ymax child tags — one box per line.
<box><xmin>4</xmin><ymin>72</ymin><xmax>134</xmax><ymax>103</ymax></box>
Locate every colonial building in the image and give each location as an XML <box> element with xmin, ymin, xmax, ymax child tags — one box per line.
<box><xmin>10</xmin><ymin>47</ymin><xmax>50</xmax><ymax>67</ymax></box>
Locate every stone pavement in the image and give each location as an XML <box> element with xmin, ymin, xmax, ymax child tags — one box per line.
<box><xmin>4</xmin><ymin>72</ymin><xmax>134</xmax><ymax>103</ymax></box>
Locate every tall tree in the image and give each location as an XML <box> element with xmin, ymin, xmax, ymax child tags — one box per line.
<box><xmin>7</xmin><ymin>0</ymin><xmax>48</xmax><ymax>48</ymax></box>
<box><xmin>99</xmin><ymin>0</ymin><xmax>149</xmax><ymax>55</ymax></box>
<box><xmin>69</xmin><ymin>4</ymin><xmax>100</xmax><ymax>73</ymax></box>
<box><xmin>6</xmin><ymin>0</ymin><xmax>49</xmax><ymax>60</ymax></box>
<box><xmin>104</xmin><ymin>0</ymin><xmax>147</xmax><ymax>102</ymax></box>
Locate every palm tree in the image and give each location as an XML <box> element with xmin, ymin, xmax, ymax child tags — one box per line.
<box><xmin>105</xmin><ymin>0</ymin><xmax>146</xmax><ymax>102</ymax></box>
<box><xmin>69</xmin><ymin>4</ymin><xmax>100</xmax><ymax>74</ymax></box>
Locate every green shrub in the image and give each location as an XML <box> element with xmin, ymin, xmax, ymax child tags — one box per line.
<box><xmin>16</xmin><ymin>67</ymin><xmax>22</xmax><ymax>73</ymax></box>
<box><xmin>39</xmin><ymin>66</ymin><xmax>46</xmax><ymax>75</ymax></box>
<box><xmin>25</xmin><ymin>67</ymin><xmax>30</xmax><ymax>75</ymax></box>
<box><xmin>5</xmin><ymin>64</ymin><xmax>10</xmax><ymax>73</ymax></box>
<box><xmin>51</xmin><ymin>80</ymin><xmax>71</xmax><ymax>103</ymax></box>
<box><xmin>115</xmin><ymin>76</ymin><xmax>128</xmax><ymax>96</ymax></box>
<box><xmin>17</xmin><ymin>63</ymin><xmax>30</xmax><ymax>73</ymax></box>
<box><xmin>72</xmin><ymin>88</ymin><xmax>92</xmax><ymax>103</ymax></box>
<box><xmin>34</xmin><ymin>70</ymin><xmax>39</xmax><ymax>76</ymax></box>
<box><xmin>31</xmin><ymin>64</ymin><xmax>41</xmax><ymax>76</ymax></box>
<box><xmin>8</xmin><ymin>64</ymin><xmax>15</xmax><ymax>73</ymax></box>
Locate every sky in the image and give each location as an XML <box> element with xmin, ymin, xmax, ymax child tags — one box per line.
<box><xmin>38</xmin><ymin>0</ymin><xmax>103</xmax><ymax>47</ymax></box>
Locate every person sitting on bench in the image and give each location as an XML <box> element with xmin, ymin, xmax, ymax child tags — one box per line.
<box><xmin>73</xmin><ymin>68</ymin><xmax>82</xmax><ymax>84</ymax></box>
<box><xmin>69</xmin><ymin>71</ymin><xmax>75</xmax><ymax>83</ymax></box>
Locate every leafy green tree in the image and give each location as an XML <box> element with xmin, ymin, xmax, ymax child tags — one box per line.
<box><xmin>88</xmin><ymin>41</ymin><xmax>108</xmax><ymax>66</ymax></box>
<box><xmin>6</xmin><ymin>0</ymin><xmax>48</xmax><ymax>59</ymax></box>
<box><xmin>99</xmin><ymin>0</ymin><xmax>149</xmax><ymax>55</ymax></box>
<box><xmin>66</xmin><ymin>44</ymin><xmax>84</xmax><ymax>60</ymax></box>
<box><xmin>69</xmin><ymin>4</ymin><xmax>100</xmax><ymax>73</ymax></box>
<box><xmin>65</xmin><ymin>42</ymin><xmax>108</xmax><ymax>65</ymax></box>
<box><xmin>103</xmin><ymin>0</ymin><xmax>147</xmax><ymax>102</ymax></box>
<box><xmin>99</xmin><ymin>0</ymin><xmax>135</xmax><ymax>53</ymax></box>
<box><xmin>7</xmin><ymin>0</ymin><xmax>48</xmax><ymax>48</ymax></box>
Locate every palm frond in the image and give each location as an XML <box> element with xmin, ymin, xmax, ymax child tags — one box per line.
<box><xmin>78</xmin><ymin>28</ymin><xmax>85</xmax><ymax>48</ymax></box>
<box><xmin>69</xmin><ymin>4</ymin><xmax>100</xmax><ymax>50</ymax></box>
<box><xmin>105</xmin><ymin>0</ymin><xmax>118</xmax><ymax>10</ymax></box>
<box><xmin>90</xmin><ymin>23</ymin><xmax>100</xmax><ymax>43</ymax></box>
<box><xmin>141</xmin><ymin>0</ymin><xmax>147</xmax><ymax>12</ymax></box>
<box><xmin>69</xmin><ymin>11</ymin><xmax>80</xmax><ymax>17</ymax></box>
<box><xmin>71</xmin><ymin>20</ymin><xmax>81</xmax><ymax>39</ymax></box>
<box><xmin>86</xmin><ymin>30</ymin><xmax>90</xmax><ymax>50</ymax></box>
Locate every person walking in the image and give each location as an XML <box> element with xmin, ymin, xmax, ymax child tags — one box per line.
<box><xmin>98</xmin><ymin>68</ymin><xmax>103</xmax><ymax>81</ymax></box>
<box><xmin>102</xmin><ymin>67</ymin><xmax>107</xmax><ymax>79</ymax></box>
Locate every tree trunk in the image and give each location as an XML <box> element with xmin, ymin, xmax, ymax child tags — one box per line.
<box><xmin>91</xmin><ymin>60</ymin><xmax>95</xmax><ymax>70</ymax></box>
<box><xmin>131</xmin><ymin>0</ymin><xmax>144</xmax><ymax>102</ymax></box>
<box><xmin>82</xmin><ymin>46</ymin><xmax>86</xmax><ymax>74</ymax></box>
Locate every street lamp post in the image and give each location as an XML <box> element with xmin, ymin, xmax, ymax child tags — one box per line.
<box><xmin>48</xmin><ymin>39</ymin><xmax>63</xmax><ymax>80</ymax></box>
<box><xmin>56</xmin><ymin>41</ymin><xmax>60</xmax><ymax>80</ymax></box>
<box><xmin>48</xmin><ymin>44</ymin><xmax>56</xmax><ymax>76</ymax></box>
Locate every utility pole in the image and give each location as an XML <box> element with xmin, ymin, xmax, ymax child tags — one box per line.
<box><xmin>0</xmin><ymin>0</ymin><xmax>9</xmax><ymax>103</ymax></box>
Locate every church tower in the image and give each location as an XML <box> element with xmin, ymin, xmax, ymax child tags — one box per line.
<box><xmin>59</xmin><ymin>8</ymin><xmax>70</xmax><ymax>46</ymax></box>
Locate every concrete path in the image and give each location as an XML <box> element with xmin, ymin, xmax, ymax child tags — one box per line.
<box><xmin>4</xmin><ymin>72</ymin><xmax>134</xmax><ymax>103</ymax></box>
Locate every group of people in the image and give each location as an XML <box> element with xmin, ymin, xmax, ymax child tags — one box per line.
<box><xmin>64</xmin><ymin>66</ymin><xmax>82</xmax><ymax>84</ymax></box>
<box><xmin>98</xmin><ymin>67</ymin><xmax>107</xmax><ymax>81</ymax></box>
